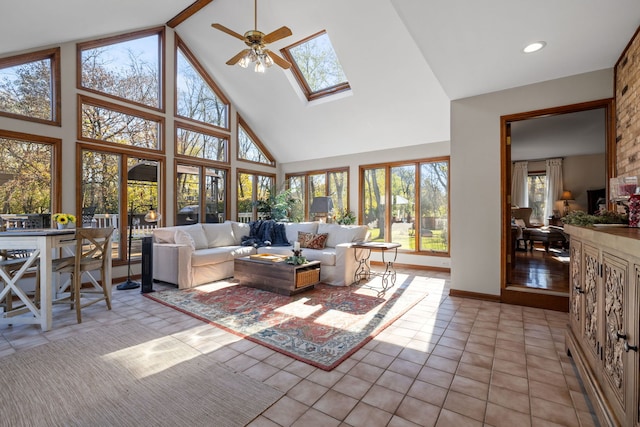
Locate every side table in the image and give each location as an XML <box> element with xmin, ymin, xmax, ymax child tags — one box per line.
<box><xmin>351</xmin><ymin>242</ymin><xmax>401</xmax><ymax>289</ymax></box>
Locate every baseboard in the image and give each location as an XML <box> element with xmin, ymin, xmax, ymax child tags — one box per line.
<box><xmin>448</xmin><ymin>289</ymin><xmax>501</xmax><ymax>302</ymax></box>
<box><xmin>370</xmin><ymin>261</ymin><xmax>450</xmax><ymax>273</ymax></box>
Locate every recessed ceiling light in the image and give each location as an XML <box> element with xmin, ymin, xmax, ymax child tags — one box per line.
<box><xmin>523</xmin><ymin>41</ymin><xmax>546</xmax><ymax>53</ymax></box>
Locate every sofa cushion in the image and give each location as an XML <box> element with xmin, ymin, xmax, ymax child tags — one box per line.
<box><xmin>203</xmin><ymin>222</ymin><xmax>236</xmax><ymax>247</ymax></box>
<box><xmin>174</xmin><ymin>229</ymin><xmax>196</xmax><ymax>249</ymax></box>
<box><xmin>298</xmin><ymin>232</ymin><xmax>328</xmax><ymax>249</ymax></box>
<box><xmin>228</xmin><ymin>221</ymin><xmax>250</xmax><ymax>245</ymax></box>
<box><xmin>154</xmin><ymin>228</ymin><xmax>176</xmax><ymax>243</ymax></box>
<box><xmin>178</xmin><ymin>224</ymin><xmax>208</xmax><ymax>250</ymax></box>
<box><xmin>229</xmin><ymin>246</ymin><xmax>257</xmax><ymax>258</ymax></box>
<box><xmin>296</xmin><ymin>248</ymin><xmax>336</xmax><ymax>266</ymax></box>
<box><xmin>284</xmin><ymin>222</ymin><xmax>318</xmax><ymax>244</ymax></box>
<box><xmin>318</xmin><ymin>223</ymin><xmax>368</xmax><ymax>248</ymax></box>
<box><xmin>191</xmin><ymin>247</ymin><xmax>235</xmax><ymax>267</ymax></box>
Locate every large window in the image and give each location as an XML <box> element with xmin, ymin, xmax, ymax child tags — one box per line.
<box><xmin>237</xmin><ymin>170</ymin><xmax>275</xmax><ymax>222</ymax></box>
<box><xmin>176</xmin><ymin>122</ymin><xmax>228</xmax><ymax>163</ymax></box>
<box><xmin>527</xmin><ymin>172</ymin><xmax>547</xmax><ymax>223</ymax></box>
<box><xmin>0</xmin><ymin>48</ymin><xmax>61</xmax><ymax>125</ymax></box>
<box><xmin>80</xmin><ymin>146</ymin><xmax>163</xmax><ymax>260</ymax></box>
<box><xmin>176</xmin><ymin>163</ymin><xmax>228</xmax><ymax>224</ymax></box>
<box><xmin>237</xmin><ymin>115</ymin><xmax>275</xmax><ymax>166</ymax></box>
<box><xmin>286</xmin><ymin>168</ymin><xmax>349</xmax><ymax>221</ymax></box>
<box><xmin>281</xmin><ymin>31</ymin><xmax>350</xmax><ymax>101</ymax></box>
<box><xmin>361</xmin><ymin>158</ymin><xmax>449</xmax><ymax>254</ymax></box>
<box><xmin>175</xmin><ymin>36</ymin><xmax>229</xmax><ymax>130</ymax></box>
<box><xmin>78</xmin><ymin>28</ymin><xmax>163</xmax><ymax>111</ymax></box>
<box><xmin>79</xmin><ymin>95</ymin><xmax>163</xmax><ymax>152</ymax></box>
<box><xmin>0</xmin><ymin>130</ymin><xmax>60</xmax><ymax>215</ymax></box>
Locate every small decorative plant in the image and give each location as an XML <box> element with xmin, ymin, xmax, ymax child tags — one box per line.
<box><xmin>334</xmin><ymin>208</ymin><xmax>356</xmax><ymax>225</ymax></box>
<box><xmin>562</xmin><ymin>210</ymin><xmax>628</xmax><ymax>226</ymax></box>
<box><xmin>52</xmin><ymin>213</ymin><xmax>76</xmax><ymax>225</ymax></box>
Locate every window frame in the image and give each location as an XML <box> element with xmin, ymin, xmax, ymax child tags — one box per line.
<box><xmin>77</xmin><ymin>142</ymin><xmax>165</xmax><ymax>263</ymax></box>
<box><xmin>281</xmin><ymin>30</ymin><xmax>351</xmax><ymax>102</ymax></box>
<box><xmin>0</xmin><ymin>47</ymin><xmax>61</xmax><ymax>126</ymax></box>
<box><xmin>527</xmin><ymin>170</ymin><xmax>547</xmax><ymax>224</ymax></box>
<box><xmin>175</xmin><ymin>160</ymin><xmax>230</xmax><ymax>225</ymax></box>
<box><xmin>359</xmin><ymin>157</ymin><xmax>450</xmax><ymax>256</ymax></box>
<box><xmin>174</xmin><ymin>34</ymin><xmax>230</xmax><ymax>132</ymax></box>
<box><xmin>174</xmin><ymin>120</ymin><xmax>229</xmax><ymax>164</ymax></box>
<box><xmin>76</xmin><ymin>27</ymin><xmax>165</xmax><ymax>113</ymax></box>
<box><xmin>77</xmin><ymin>94</ymin><xmax>165</xmax><ymax>155</ymax></box>
<box><xmin>236</xmin><ymin>169</ymin><xmax>276</xmax><ymax>222</ymax></box>
<box><xmin>0</xmin><ymin>129</ymin><xmax>62</xmax><ymax>215</ymax></box>
<box><xmin>236</xmin><ymin>114</ymin><xmax>276</xmax><ymax>167</ymax></box>
<box><xmin>286</xmin><ymin>167</ymin><xmax>349</xmax><ymax>221</ymax></box>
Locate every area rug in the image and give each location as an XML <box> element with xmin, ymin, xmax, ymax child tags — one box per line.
<box><xmin>147</xmin><ymin>278</ymin><xmax>428</xmax><ymax>370</ymax></box>
<box><xmin>0</xmin><ymin>322</ymin><xmax>283</xmax><ymax>426</ymax></box>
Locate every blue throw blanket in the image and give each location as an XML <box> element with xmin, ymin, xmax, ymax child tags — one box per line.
<box><xmin>241</xmin><ymin>220</ymin><xmax>289</xmax><ymax>247</ymax></box>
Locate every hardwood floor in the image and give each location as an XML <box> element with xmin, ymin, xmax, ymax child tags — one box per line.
<box><xmin>511</xmin><ymin>243</ymin><xmax>570</xmax><ymax>293</ymax></box>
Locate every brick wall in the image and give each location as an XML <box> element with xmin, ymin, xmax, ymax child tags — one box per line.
<box><xmin>616</xmin><ymin>27</ymin><xmax>640</xmax><ymax>177</ymax></box>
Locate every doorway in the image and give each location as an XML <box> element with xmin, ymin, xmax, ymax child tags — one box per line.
<box><xmin>500</xmin><ymin>99</ymin><xmax>615</xmax><ymax>311</ymax></box>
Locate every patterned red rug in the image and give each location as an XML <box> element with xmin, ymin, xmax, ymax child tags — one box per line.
<box><xmin>146</xmin><ymin>279</ymin><xmax>428</xmax><ymax>370</ymax></box>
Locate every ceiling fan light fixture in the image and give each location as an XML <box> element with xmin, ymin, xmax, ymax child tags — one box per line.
<box><xmin>238</xmin><ymin>54</ymin><xmax>251</xmax><ymax>68</ymax></box>
<box><xmin>255</xmin><ymin>60</ymin><xmax>266</xmax><ymax>73</ymax></box>
<box><xmin>523</xmin><ymin>41</ymin><xmax>546</xmax><ymax>54</ymax></box>
<box><xmin>263</xmin><ymin>53</ymin><xmax>274</xmax><ymax>68</ymax></box>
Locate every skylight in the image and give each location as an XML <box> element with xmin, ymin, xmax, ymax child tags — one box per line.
<box><xmin>282</xmin><ymin>30</ymin><xmax>350</xmax><ymax>101</ymax></box>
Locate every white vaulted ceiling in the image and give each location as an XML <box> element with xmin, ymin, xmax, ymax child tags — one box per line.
<box><xmin>0</xmin><ymin>0</ymin><xmax>638</xmax><ymax>162</ymax></box>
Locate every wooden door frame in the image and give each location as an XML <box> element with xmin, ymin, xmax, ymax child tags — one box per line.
<box><xmin>500</xmin><ymin>98</ymin><xmax>615</xmax><ymax>311</ymax></box>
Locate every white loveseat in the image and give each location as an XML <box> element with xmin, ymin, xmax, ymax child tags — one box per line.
<box><xmin>152</xmin><ymin>221</ymin><xmax>370</xmax><ymax>289</ymax></box>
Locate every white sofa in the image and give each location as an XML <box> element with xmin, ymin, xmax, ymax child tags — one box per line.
<box><xmin>152</xmin><ymin>221</ymin><xmax>370</xmax><ymax>289</ymax></box>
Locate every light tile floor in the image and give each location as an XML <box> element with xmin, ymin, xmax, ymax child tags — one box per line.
<box><xmin>0</xmin><ymin>268</ymin><xmax>599</xmax><ymax>427</ymax></box>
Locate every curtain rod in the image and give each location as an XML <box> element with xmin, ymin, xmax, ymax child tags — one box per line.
<box><xmin>513</xmin><ymin>156</ymin><xmax>564</xmax><ymax>163</ymax></box>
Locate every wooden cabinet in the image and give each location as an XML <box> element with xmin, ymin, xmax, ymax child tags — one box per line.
<box><xmin>565</xmin><ymin>225</ymin><xmax>640</xmax><ymax>426</ymax></box>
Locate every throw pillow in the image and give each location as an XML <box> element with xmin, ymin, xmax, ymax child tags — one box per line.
<box><xmin>298</xmin><ymin>231</ymin><xmax>328</xmax><ymax>249</ymax></box>
<box><xmin>203</xmin><ymin>222</ymin><xmax>236</xmax><ymax>247</ymax></box>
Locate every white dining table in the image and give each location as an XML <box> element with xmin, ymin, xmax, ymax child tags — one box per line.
<box><xmin>0</xmin><ymin>228</ymin><xmax>110</xmax><ymax>331</ymax></box>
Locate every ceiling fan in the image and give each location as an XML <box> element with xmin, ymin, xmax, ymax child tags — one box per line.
<box><xmin>211</xmin><ymin>0</ymin><xmax>292</xmax><ymax>72</ymax></box>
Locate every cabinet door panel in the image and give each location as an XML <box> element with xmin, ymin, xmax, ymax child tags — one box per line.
<box><xmin>570</xmin><ymin>239</ymin><xmax>582</xmax><ymax>337</ymax></box>
<box><xmin>583</xmin><ymin>243</ymin><xmax>600</xmax><ymax>368</ymax></box>
<box><xmin>602</xmin><ymin>251</ymin><xmax>628</xmax><ymax>422</ymax></box>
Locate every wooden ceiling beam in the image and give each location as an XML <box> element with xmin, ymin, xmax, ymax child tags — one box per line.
<box><xmin>167</xmin><ymin>0</ymin><xmax>213</xmax><ymax>28</ymax></box>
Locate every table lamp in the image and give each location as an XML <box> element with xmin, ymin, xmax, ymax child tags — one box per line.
<box><xmin>310</xmin><ymin>197</ymin><xmax>334</xmax><ymax>222</ymax></box>
<box><xmin>560</xmin><ymin>190</ymin><xmax>573</xmax><ymax>216</ymax></box>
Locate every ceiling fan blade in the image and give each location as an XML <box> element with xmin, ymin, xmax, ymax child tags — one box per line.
<box><xmin>211</xmin><ymin>23</ymin><xmax>246</xmax><ymax>41</ymax></box>
<box><xmin>266</xmin><ymin>50</ymin><xmax>292</xmax><ymax>69</ymax></box>
<box><xmin>263</xmin><ymin>26</ymin><xmax>292</xmax><ymax>44</ymax></box>
<box><xmin>226</xmin><ymin>49</ymin><xmax>251</xmax><ymax>65</ymax></box>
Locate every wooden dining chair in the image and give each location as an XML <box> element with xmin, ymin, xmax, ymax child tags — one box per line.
<box><xmin>51</xmin><ymin>227</ymin><xmax>113</xmax><ymax>323</ymax></box>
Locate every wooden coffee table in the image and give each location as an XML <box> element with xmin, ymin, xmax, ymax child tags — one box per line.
<box><xmin>234</xmin><ymin>255</ymin><xmax>321</xmax><ymax>296</ymax></box>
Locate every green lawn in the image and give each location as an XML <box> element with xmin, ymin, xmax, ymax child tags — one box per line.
<box><xmin>368</xmin><ymin>227</ymin><xmax>447</xmax><ymax>252</ymax></box>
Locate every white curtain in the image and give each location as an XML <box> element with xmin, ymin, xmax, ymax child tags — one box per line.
<box><xmin>511</xmin><ymin>161</ymin><xmax>528</xmax><ymax>207</ymax></box>
<box><xmin>544</xmin><ymin>158</ymin><xmax>563</xmax><ymax>223</ymax></box>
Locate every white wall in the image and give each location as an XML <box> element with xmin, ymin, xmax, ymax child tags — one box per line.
<box><xmin>281</xmin><ymin>141</ymin><xmax>452</xmax><ymax>269</ymax></box>
<box><xmin>563</xmin><ymin>154</ymin><xmax>606</xmax><ymax>213</ymax></box>
<box><xmin>450</xmin><ymin>69</ymin><xmax>613</xmax><ymax>296</ymax></box>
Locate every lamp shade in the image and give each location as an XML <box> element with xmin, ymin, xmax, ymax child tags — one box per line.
<box><xmin>310</xmin><ymin>197</ymin><xmax>334</xmax><ymax>214</ymax></box>
<box><xmin>144</xmin><ymin>207</ymin><xmax>161</xmax><ymax>223</ymax></box>
<box><xmin>560</xmin><ymin>190</ymin><xmax>573</xmax><ymax>201</ymax></box>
